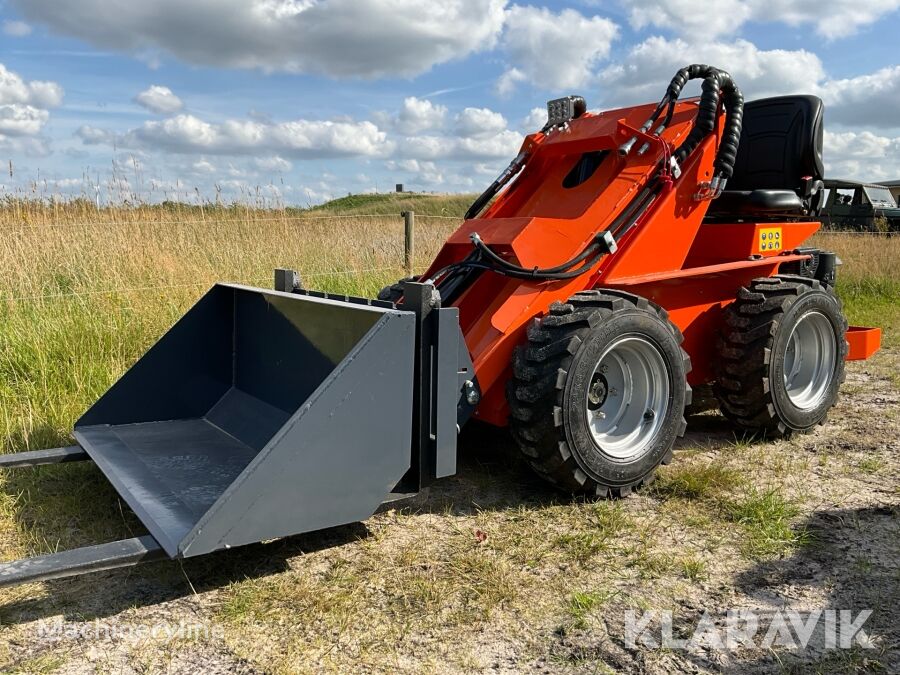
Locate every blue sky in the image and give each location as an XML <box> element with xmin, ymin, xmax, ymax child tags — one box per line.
<box><xmin>1</xmin><ymin>0</ymin><xmax>899</xmax><ymax>205</ymax></box>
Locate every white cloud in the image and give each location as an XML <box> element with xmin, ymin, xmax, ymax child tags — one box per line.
<box><xmin>624</xmin><ymin>0</ymin><xmax>900</xmax><ymax>40</ymax></box>
<box><xmin>820</xmin><ymin>66</ymin><xmax>900</xmax><ymax>129</ymax></box>
<box><xmin>190</xmin><ymin>159</ymin><xmax>217</xmax><ymax>174</ymax></box>
<box><xmin>627</xmin><ymin>0</ymin><xmax>750</xmax><ymax>40</ymax></box>
<box><xmin>76</xmin><ymin>125</ymin><xmax>116</xmax><ymax>145</ymax></box>
<box><xmin>254</xmin><ymin>155</ymin><xmax>293</xmax><ymax>172</ymax></box>
<box><xmin>80</xmin><ymin>113</ymin><xmax>393</xmax><ymax>159</ymax></box>
<box><xmin>394</xmin><ymin>97</ymin><xmax>447</xmax><ymax>134</ymax></box>
<box><xmin>0</xmin><ymin>63</ymin><xmax>63</xmax><ymax>154</ymax></box>
<box><xmin>455</xmin><ymin>107</ymin><xmax>508</xmax><ymax>138</ymax></box>
<box><xmin>0</xmin><ymin>63</ymin><xmax>64</xmax><ymax>108</ymax></box>
<box><xmin>456</xmin><ymin>129</ymin><xmax>524</xmax><ymax>159</ymax></box>
<box><xmin>13</xmin><ymin>0</ymin><xmax>507</xmax><ymax>79</ymax></box>
<box><xmin>3</xmin><ymin>20</ymin><xmax>32</xmax><ymax>37</ymax></box>
<box><xmin>521</xmin><ymin>107</ymin><xmax>546</xmax><ymax>131</ymax></box>
<box><xmin>598</xmin><ymin>37</ymin><xmax>825</xmax><ymax>105</ymax></box>
<box><xmin>824</xmin><ymin>130</ymin><xmax>900</xmax><ymax>181</ymax></box>
<box><xmin>497</xmin><ymin>5</ymin><xmax>618</xmax><ymax>94</ymax></box>
<box><xmin>134</xmin><ymin>85</ymin><xmax>184</xmax><ymax>114</ymax></box>
<box><xmin>597</xmin><ymin>37</ymin><xmax>900</xmax><ymax>133</ymax></box>
<box><xmin>753</xmin><ymin>0</ymin><xmax>900</xmax><ymax>40</ymax></box>
<box><xmin>496</xmin><ymin>68</ymin><xmax>527</xmax><ymax>97</ymax></box>
<box><xmin>0</xmin><ymin>105</ymin><xmax>48</xmax><ymax>136</ymax></box>
<box><xmin>385</xmin><ymin>158</ymin><xmax>445</xmax><ymax>185</ymax></box>
<box><xmin>397</xmin><ymin>128</ymin><xmax>522</xmax><ymax>161</ymax></box>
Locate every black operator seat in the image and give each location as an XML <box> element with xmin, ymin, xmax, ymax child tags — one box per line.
<box><xmin>706</xmin><ymin>95</ymin><xmax>825</xmax><ymax>219</ymax></box>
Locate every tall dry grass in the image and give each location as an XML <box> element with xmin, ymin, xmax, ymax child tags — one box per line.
<box><xmin>811</xmin><ymin>231</ymin><xmax>900</xmax><ymax>343</ymax></box>
<box><xmin>0</xmin><ymin>202</ymin><xmax>459</xmax><ymax>454</ymax></box>
<box><xmin>0</xmin><ymin>203</ymin><xmax>896</xmax><ymax>456</ymax></box>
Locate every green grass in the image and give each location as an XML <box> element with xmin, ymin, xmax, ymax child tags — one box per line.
<box><xmin>652</xmin><ymin>461</ymin><xmax>744</xmax><ymax>501</ymax></box>
<box><xmin>679</xmin><ymin>555</ymin><xmax>708</xmax><ymax>581</ymax></box>
<box><xmin>309</xmin><ymin>192</ymin><xmax>474</xmax><ymax>217</ymax></box>
<box><xmin>564</xmin><ymin>590</ymin><xmax>615</xmax><ymax>630</ymax></box>
<box><xmin>720</xmin><ymin>487</ymin><xmax>808</xmax><ymax>558</ymax></box>
<box><xmin>812</xmin><ymin>232</ymin><xmax>900</xmax><ymax>348</ymax></box>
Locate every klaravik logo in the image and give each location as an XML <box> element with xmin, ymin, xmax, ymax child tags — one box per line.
<box><xmin>625</xmin><ymin>609</ymin><xmax>874</xmax><ymax>651</ymax></box>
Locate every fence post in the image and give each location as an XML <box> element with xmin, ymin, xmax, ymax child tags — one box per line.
<box><xmin>402</xmin><ymin>210</ymin><xmax>415</xmax><ymax>276</ymax></box>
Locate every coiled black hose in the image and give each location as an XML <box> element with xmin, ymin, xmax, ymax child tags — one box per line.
<box><xmin>665</xmin><ymin>64</ymin><xmax>743</xmax><ymax>182</ymax></box>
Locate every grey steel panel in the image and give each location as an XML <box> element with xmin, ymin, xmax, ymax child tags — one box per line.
<box><xmin>0</xmin><ymin>446</ymin><xmax>88</xmax><ymax>468</ymax></box>
<box><xmin>435</xmin><ymin>308</ymin><xmax>460</xmax><ymax>478</ymax></box>
<box><xmin>71</xmin><ymin>284</ymin><xmax>415</xmax><ymax>559</ymax></box>
<box><xmin>75</xmin><ymin>419</ymin><xmax>259</xmax><ymax>555</ymax></box>
<box><xmin>179</xmin><ymin>310</ymin><xmax>415</xmax><ymax>557</ymax></box>
<box><xmin>0</xmin><ymin>535</ymin><xmax>165</xmax><ymax>588</ymax></box>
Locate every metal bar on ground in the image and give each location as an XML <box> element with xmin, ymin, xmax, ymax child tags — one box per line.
<box><xmin>0</xmin><ymin>535</ymin><xmax>167</xmax><ymax>588</ymax></box>
<box><xmin>0</xmin><ymin>446</ymin><xmax>89</xmax><ymax>469</ymax></box>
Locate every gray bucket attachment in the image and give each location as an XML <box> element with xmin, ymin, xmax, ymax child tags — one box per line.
<box><xmin>0</xmin><ymin>280</ymin><xmax>471</xmax><ymax>587</ymax></box>
<box><xmin>73</xmin><ymin>284</ymin><xmax>417</xmax><ymax>558</ymax></box>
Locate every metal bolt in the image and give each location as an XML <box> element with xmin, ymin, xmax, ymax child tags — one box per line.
<box><xmin>609</xmin><ymin>387</ymin><xmax>618</xmax><ymax>397</ymax></box>
<box><xmin>599</xmin><ymin>363</ymin><xmax>608</xmax><ymax>374</ymax></box>
<box><xmin>464</xmin><ymin>380</ymin><xmax>480</xmax><ymax>405</ymax></box>
<box><xmin>643</xmin><ymin>408</ymin><xmax>655</xmax><ymax>420</ymax></box>
<box><xmin>593</xmin><ymin>409</ymin><xmax>607</xmax><ymax>420</ymax></box>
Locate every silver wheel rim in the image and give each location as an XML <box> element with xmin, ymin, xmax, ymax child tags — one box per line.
<box><xmin>585</xmin><ymin>335</ymin><xmax>669</xmax><ymax>461</ymax></box>
<box><xmin>783</xmin><ymin>311</ymin><xmax>837</xmax><ymax>411</ymax></box>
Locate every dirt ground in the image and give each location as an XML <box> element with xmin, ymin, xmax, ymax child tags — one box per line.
<box><xmin>0</xmin><ymin>350</ymin><xmax>897</xmax><ymax>674</ymax></box>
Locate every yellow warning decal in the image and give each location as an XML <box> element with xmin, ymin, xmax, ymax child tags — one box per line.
<box><xmin>758</xmin><ymin>227</ymin><xmax>782</xmax><ymax>253</ymax></box>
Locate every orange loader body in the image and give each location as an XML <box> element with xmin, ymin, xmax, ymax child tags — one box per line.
<box><xmin>422</xmin><ymin>99</ymin><xmax>881</xmax><ymax>427</ymax></box>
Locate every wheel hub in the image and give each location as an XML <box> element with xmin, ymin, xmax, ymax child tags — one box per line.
<box><xmin>783</xmin><ymin>310</ymin><xmax>837</xmax><ymax>411</ymax></box>
<box><xmin>585</xmin><ymin>335</ymin><xmax>669</xmax><ymax>461</ymax></box>
<box><xmin>588</xmin><ymin>374</ymin><xmax>609</xmax><ymax>408</ymax></box>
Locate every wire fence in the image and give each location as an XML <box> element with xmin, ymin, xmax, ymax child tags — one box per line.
<box><xmin>816</xmin><ymin>229</ymin><xmax>898</xmax><ymax>236</ymax></box>
<box><xmin>1</xmin><ymin>265</ymin><xmax>416</xmax><ymax>303</ymax></box>
<box><xmin>1</xmin><ymin>209</ymin><xmax>894</xmax><ymax>305</ymax></box>
<box><xmin>0</xmin><ymin>212</ymin><xmax>462</xmax><ymax>235</ymax></box>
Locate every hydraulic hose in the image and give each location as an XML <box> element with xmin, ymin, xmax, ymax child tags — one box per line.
<box><xmin>464</xmin><ymin>151</ymin><xmax>529</xmax><ymax>220</ymax></box>
<box><xmin>664</xmin><ymin>64</ymin><xmax>743</xmax><ymax>190</ymax></box>
<box><xmin>469</xmin><ymin>233</ymin><xmax>601</xmax><ymax>275</ymax></box>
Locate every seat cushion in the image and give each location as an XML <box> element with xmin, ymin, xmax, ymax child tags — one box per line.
<box><xmin>712</xmin><ymin>189</ymin><xmax>804</xmax><ymax>215</ymax></box>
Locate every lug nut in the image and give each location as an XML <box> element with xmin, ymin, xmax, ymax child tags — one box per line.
<box><xmin>464</xmin><ymin>380</ymin><xmax>480</xmax><ymax>405</ymax></box>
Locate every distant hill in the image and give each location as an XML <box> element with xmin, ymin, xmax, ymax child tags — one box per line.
<box><xmin>308</xmin><ymin>192</ymin><xmax>476</xmax><ymax>217</ymax></box>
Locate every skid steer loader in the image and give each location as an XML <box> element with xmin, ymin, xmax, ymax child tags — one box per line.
<box><xmin>0</xmin><ymin>65</ymin><xmax>881</xmax><ymax>588</ymax></box>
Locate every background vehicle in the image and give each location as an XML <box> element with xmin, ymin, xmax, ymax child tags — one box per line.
<box><xmin>821</xmin><ymin>178</ymin><xmax>900</xmax><ymax>231</ymax></box>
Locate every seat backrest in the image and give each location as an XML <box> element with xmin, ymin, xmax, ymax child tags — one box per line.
<box><xmin>727</xmin><ymin>95</ymin><xmax>824</xmax><ymax>191</ymax></box>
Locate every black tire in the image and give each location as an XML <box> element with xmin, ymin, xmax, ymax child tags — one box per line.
<box><xmin>507</xmin><ymin>290</ymin><xmax>691</xmax><ymax>497</ymax></box>
<box><xmin>714</xmin><ymin>275</ymin><xmax>848</xmax><ymax>436</ymax></box>
<box><xmin>376</xmin><ymin>276</ymin><xmax>418</xmax><ymax>304</ymax></box>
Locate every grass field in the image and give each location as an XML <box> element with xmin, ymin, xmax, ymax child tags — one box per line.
<box><xmin>0</xmin><ymin>195</ymin><xmax>898</xmax><ymax>673</ymax></box>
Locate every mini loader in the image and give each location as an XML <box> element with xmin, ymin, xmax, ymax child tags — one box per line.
<box><xmin>0</xmin><ymin>65</ymin><xmax>881</xmax><ymax>588</ymax></box>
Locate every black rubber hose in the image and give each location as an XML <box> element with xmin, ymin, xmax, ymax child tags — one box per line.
<box><xmin>465</xmin><ymin>183</ymin><xmax>499</xmax><ymax>220</ymax></box>
<box><xmin>674</xmin><ymin>68</ymin><xmax>722</xmax><ymax>164</ymax></box>
<box><xmin>431</xmin><ymin>239</ymin><xmax>607</xmax><ymax>283</ymax></box>
<box><xmin>664</xmin><ymin>65</ymin><xmax>743</xmax><ymax>181</ymax></box>
<box><xmin>471</xmin><ymin>235</ymin><xmax>600</xmax><ymax>275</ymax></box>
<box><xmin>715</xmin><ymin>77</ymin><xmax>744</xmax><ymax>179</ymax></box>
<box><xmin>465</xmin><ymin>152</ymin><xmax>528</xmax><ymax>220</ymax></box>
